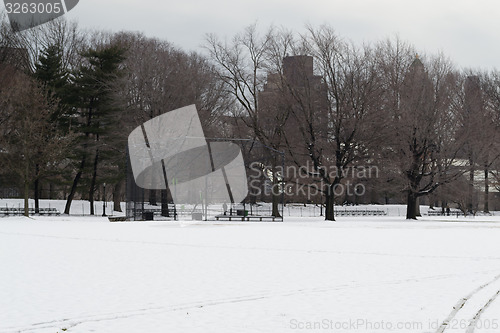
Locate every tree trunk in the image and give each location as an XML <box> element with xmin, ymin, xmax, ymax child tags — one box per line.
<box><xmin>113</xmin><ymin>181</ymin><xmax>123</xmax><ymax>212</ymax></box>
<box><xmin>468</xmin><ymin>161</ymin><xmax>474</xmax><ymax>214</ymax></box>
<box><xmin>149</xmin><ymin>189</ymin><xmax>157</xmax><ymax>206</ymax></box>
<box><xmin>89</xmin><ymin>151</ymin><xmax>99</xmax><ymax>215</ymax></box>
<box><xmin>24</xmin><ymin>179</ymin><xmax>29</xmax><ymax>217</ymax></box>
<box><xmin>64</xmin><ymin>155</ymin><xmax>86</xmax><ymax>214</ymax></box>
<box><xmin>484</xmin><ymin>164</ymin><xmax>489</xmax><ymax>213</ymax></box>
<box><xmin>34</xmin><ymin>176</ymin><xmax>40</xmax><ymax>214</ymax></box>
<box><xmin>324</xmin><ymin>184</ymin><xmax>335</xmax><ymax>221</ymax></box>
<box><xmin>271</xmin><ymin>194</ymin><xmax>281</xmax><ymax>217</ymax></box>
<box><xmin>271</xmin><ymin>165</ymin><xmax>281</xmax><ymax>218</ymax></box>
<box><xmin>325</xmin><ymin>194</ymin><xmax>335</xmax><ymax>221</ymax></box>
<box><xmin>415</xmin><ymin>197</ymin><xmax>421</xmax><ymax>217</ymax></box>
<box><xmin>161</xmin><ymin>189</ymin><xmax>169</xmax><ymax>217</ymax></box>
<box><xmin>406</xmin><ymin>192</ymin><xmax>418</xmax><ymax>220</ymax></box>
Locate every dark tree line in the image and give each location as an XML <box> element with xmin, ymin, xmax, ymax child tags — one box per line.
<box><xmin>2</xmin><ymin>14</ymin><xmax>500</xmax><ymax>220</ymax></box>
<box><xmin>0</xmin><ymin>15</ymin><xmax>228</xmax><ymax>216</ymax></box>
<box><xmin>205</xmin><ymin>25</ymin><xmax>500</xmax><ymax>220</ymax></box>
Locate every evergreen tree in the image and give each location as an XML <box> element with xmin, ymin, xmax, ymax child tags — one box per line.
<box><xmin>33</xmin><ymin>44</ymin><xmax>72</xmax><ymax>212</ymax></box>
<box><xmin>64</xmin><ymin>44</ymin><xmax>126</xmax><ymax>215</ymax></box>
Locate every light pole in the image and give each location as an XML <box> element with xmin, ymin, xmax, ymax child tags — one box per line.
<box><xmin>102</xmin><ymin>183</ymin><xmax>107</xmax><ymax>217</ymax></box>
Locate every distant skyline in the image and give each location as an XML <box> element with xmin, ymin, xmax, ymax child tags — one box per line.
<box><xmin>3</xmin><ymin>0</ymin><xmax>500</xmax><ymax>69</ymax></box>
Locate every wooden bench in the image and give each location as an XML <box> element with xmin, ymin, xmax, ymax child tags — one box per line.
<box><xmin>427</xmin><ymin>210</ymin><xmax>461</xmax><ymax>216</ymax></box>
<box><xmin>0</xmin><ymin>207</ymin><xmax>61</xmax><ymax>216</ymax></box>
<box><xmin>244</xmin><ymin>215</ymin><xmax>280</xmax><ymax>222</ymax></box>
<box><xmin>215</xmin><ymin>215</ymin><xmax>245</xmax><ymax>221</ymax></box>
<box><xmin>108</xmin><ymin>216</ymin><xmax>128</xmax><ymax>222</ymax></box>
<box><xmin>335</xmin><ymin>210</ymin><xmax>387</xmax><ymax>216</ymax></box>
<box><xmin>215</xmin><ymin>215</ymin><xmax>280</xmax><ymax>222</ymax></box>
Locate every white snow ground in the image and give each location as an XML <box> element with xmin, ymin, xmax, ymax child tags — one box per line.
<box><xmin>1</xmin><ymin>202</ymin><xmax>500</xmax><ymax>332</ymax></box>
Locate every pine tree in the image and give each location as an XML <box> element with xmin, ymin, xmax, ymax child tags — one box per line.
<box><xmin>64</xmin><ymin>44</ymin><xmax>126</xmax><ymax>215</ymax></box>
<box><xmin>33</xmin><ymin>44</ymin><xmax>72</xmax><ymax>212</ymax></box>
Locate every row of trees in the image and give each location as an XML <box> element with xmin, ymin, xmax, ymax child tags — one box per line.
<box><xmin>205</xmin><ymin>25</ymin><xmax>500</xmax><ymax>220</ymax></box>
<box><xmin>1</xmin><ymin>13</ymin><xmax>500</xmax><ymax>220</ymax></box>
<box><xmin>0</xmin><ymin>15</ymin><xmax>228</xmax><ymax>216</ymax></box>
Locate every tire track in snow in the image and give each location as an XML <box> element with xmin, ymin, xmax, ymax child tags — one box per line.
<box><xmin>0</xmin><ymin>273</ymin><xmax>464</xmax><ymax>333</ymax></box>
<box><xmin>436</xmin><ymin>273</ymin><xmax>500</xmax><ymax>333</ymax></box>
<box><xmin>465</xmin><ymin>289</ymin><xmax>500</xmax><ymax>333</ymax></box>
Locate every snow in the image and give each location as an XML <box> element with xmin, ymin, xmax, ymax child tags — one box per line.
<box><xmin>2</xmin><ymin>203</ymin><xmax>500</xmax><ymax>332</ymax></box>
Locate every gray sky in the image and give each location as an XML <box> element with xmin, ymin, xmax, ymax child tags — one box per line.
<box><xmin>20</xmin><ymin>0</ymin><xmax>500</xmax><ymax>69</ymax></box>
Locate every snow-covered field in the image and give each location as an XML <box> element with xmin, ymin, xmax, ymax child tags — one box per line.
<box><xmin>2</xmin><ymin>203</ymin><xmax>500</xmax><ymax>332</ymax></box>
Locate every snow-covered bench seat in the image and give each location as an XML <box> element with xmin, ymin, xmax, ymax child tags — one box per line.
<box><xmin>215</xmin><ymin>215</ymin><xmax>280</xmax><ymax>222</ymax></box>
<box><xmin>0</xmin><ymin>207</ymin><xmax>60</xmax><ymax>216</ymax></box>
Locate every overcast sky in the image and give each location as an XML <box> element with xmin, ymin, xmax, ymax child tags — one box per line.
<box><xmin>8</xmin><ymin>0</ymin><xmax>500</xmax><ymax>69</ymax></box>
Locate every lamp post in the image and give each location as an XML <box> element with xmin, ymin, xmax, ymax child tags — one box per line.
<box><xmin>102</xmin><ymin>183</ymin><xmax>107</xmax><ymax>217</ymax></box>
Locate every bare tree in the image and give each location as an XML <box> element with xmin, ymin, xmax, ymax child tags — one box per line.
<box><xmin>205</xmin><ymin>24</ymin><xmax>285</xmax><ymax>217</ymax></box>
<box><xmin>278</xmin><ymin>26</ymin><xmax>384</xmax><ymax>221</ymax></box>
<box><xmin>481</xmin><ymin>70</ymin><xmax>500</xmax><ymax>211</ymax></box>
<box><xmin>380</xmin><ymin>51</ymin><xmax>465</xmax><ymax>219</ymax></box>
<box><xmin>473</xmin><ymin>71</ymin><xmax>500</xmax><ymax>213</ymax></box>
<box><xmin>117</xmin><ymin>32</ymin><xmax>231</xmax><ymax>214</ymax></box>
<box><xmin>1</xmin><ymin>15</ymin><xmax>85</xmax><ymax>73</ymax></box>
<box><xmin>0</xmin><ymin>69</ymin><xmax>71</xmax><ymax>216</ymax></box>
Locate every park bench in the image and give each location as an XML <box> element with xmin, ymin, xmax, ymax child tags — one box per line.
<box><xmin>335</xmin><ymin>209</ymin><xmax>387</xmax><ymax>216</ymax></box>
<box><xmin>427</xmin><ymin>210</ymin><xmax>461</xmax><ymax>216</ymax></box>
<box><xmin>108</xmin><ymin>216</ymin><xmax>128</xmax><ymax>222</ymax></box>
<box><xmin>0</xmin><ymin>207</ymin><xmax>60</xmax><ymax>216</ymax></box>
<box><xmin>215</xmin><ymin>215</ymin><xmax>279</xmax><ymax>222</ymax></box>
